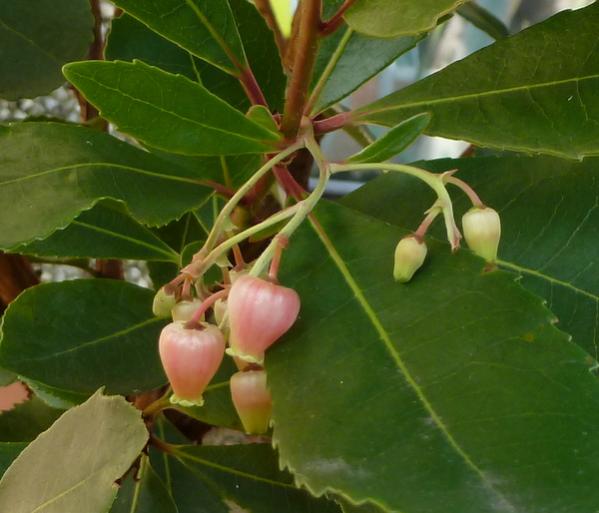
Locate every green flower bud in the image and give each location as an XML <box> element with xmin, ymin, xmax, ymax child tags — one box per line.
<box><xmin>393</xmin><ymin>236</ymin><xmax>427</xmax><ymax>283</ymax></box>
<box><xmin>462</xmin><ymin>206</ymin><xmax>501</xmax><ymax>262</ymax></box>
<box><xmin>152</xmin><ymin>287</ymin><xmax>176</xmax><ymax>318</ymax></box>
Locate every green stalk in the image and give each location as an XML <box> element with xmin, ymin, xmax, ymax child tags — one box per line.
<box><xmin>330</xmin><ymin>162</ymin><xmax>462</xmax><ymax>249</ymax></box>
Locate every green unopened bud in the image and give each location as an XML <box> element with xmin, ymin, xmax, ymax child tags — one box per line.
<box><xmin>393</xmin><ymin>236</ymin><xmax>427</xmax><ymax>283</ymax></box>
<box><xmin>171</xmin><ymin>299</ymin><xmax>202</xmax><ymax>322</ymax></box>
<box><xmin>462</xmin><ymin>206</ymin><xmax>501</xmax><ymax>262</ymax></box>
<box><xmin>152</xmin><ymin>287</ymin><xmax>176</xmax><ymax>317</ymax></box>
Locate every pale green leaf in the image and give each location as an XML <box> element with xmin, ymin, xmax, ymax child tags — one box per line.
<box><xmin>0</xmin><ymin>391</ymin><xmax>148</xmax><ymax>513</ymax></box>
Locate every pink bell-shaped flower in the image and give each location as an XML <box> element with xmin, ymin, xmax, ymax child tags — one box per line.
<box><xmin>226</xmin><ymin>276</ymin><xmax>300</xmax><ymax>364</ymax></box>
<box><xmin>230</xmin><ymin>369</ymin><xmax>272</xmax><ymax>434</ymax></box>
<box><xmin>158</xmin><ymin>321</ymin><xmax>225</xmax><ymax>406</ymax></box>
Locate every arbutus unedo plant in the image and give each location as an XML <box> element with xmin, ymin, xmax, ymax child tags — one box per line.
<box><xmin>0</xmin><ymin>1</ymin><xmax>599</xmax><ymax>512</ymax></box>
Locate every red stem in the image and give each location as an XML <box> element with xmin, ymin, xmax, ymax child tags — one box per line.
<box><xmin>239</xmin><ymin>67</ymin><xmax>269</xmax><ymax>107</ymax></box>
<box><xmin>186</xmin><ymin>288</ymin><xmax>230</xmax><ymax>327</ymax></box>
<box><xmin>254</xmin><ymin>0</ymin><xmax>287</xmax><ymax>60</ymax></box>
<box><xmin>313</xmin><ymin>111</ymin><xmax>353</xmax><ymax>134</ymax></box>
<box><xmin>281</xmin><ymin>0</ymin><xmax>322</xmax><ymax>138</ymax></box>
<box><xmin>319</xmin><ymin>0</ymin><xmax>356</xmax><ymax>36</ymax></box>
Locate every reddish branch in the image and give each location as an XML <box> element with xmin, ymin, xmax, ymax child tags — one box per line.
<box><xmin>319</xmin><ymin>0</ymin><xmax>356</xmax><ymax>36</ymax></box>
<box><xmin>0</xmin><ymin>255</ymin><xmax>39</xmax><ymax>312</ymax></box>
<box><xmin>313</xmin><ymin>111</ymin><xmax>353</xmax><ymax>134</ymax></box>
<box><xmin>280</xmin><ymin>0</ymin><xmax>322</xmax><ymax>138</ymax></box>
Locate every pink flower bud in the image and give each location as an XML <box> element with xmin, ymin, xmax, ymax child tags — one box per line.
<box><xmin>158</xmin><ymin>322</ymin><xmax>225</xmax><ymax>405</ymax></box>
<box><xmin>226</xmin><ymin>276</ymin><xmax>300</xmax><ymax>364</ymax></box>
<box><xmin>462</xmin><ymin>206</ymin><xmax>501</xmax><ymax>262</ymax></box>
<box><xmin>230</xmin><ymin>370</ymin><xmax>272</xmax><ymax>434</ymax></box>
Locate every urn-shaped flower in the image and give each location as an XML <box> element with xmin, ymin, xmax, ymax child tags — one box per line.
<box><xmin>230</xmin><ymin>369</ymin><xmax>272</xmax><ymax>434</ymax></box>
<box><xmin>226</xmin><ymin>276</ymin><xmax>300</xmax><ymax>364</ymax></box>
<box><xmin>158</xmin><ymin>322</ymin><xmax>225</xmax><ymax>405</ymax></box>
<box><xmin>393</xmin><ymin>236</ymin><xmax>427</xmax><ymax>283</ymax></box>
<box><xmin>462</xmin><ymin>207</ymin><xmax>501</xmax><ymax>262</ymax></box>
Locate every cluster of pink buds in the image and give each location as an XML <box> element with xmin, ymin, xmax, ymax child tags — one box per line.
<box><xmin>156</xmin><ymin>274</ymin><xmax>300</xmax><ymax>433</ymax></box>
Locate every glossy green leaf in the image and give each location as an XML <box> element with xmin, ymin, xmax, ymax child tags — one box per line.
<box><xmin>64</xmin><ymin>61</ymin><xmax>281</xmax><ymax>156</ymax></box>
<box><xmin>0</xmin><ymin>443</ymin><xmax>26</xmax><ymax>477</ymax></box>
<box><xmin>0</xmin><ymin>122</ymin><xmax>213</xmax><ymax>250</ymax></box>
<box><xmin>16</xmin><ymin>202</ymin><xmax>180</xmax><ymax>262</ymax></box>
<box><xmin>355</xmin><ymin>3</ymin><xmax>599</xmax><ymax>159</ymax></box>
<box><xmin>111</xmin><ymin>456</ymin><xmax>178</xmax><ymax>513</ymax></box>
<box><xmin>22</xmin><ymin>379</ymin><xmax>87</xmax><ymax>410</ymax></box>
<box><xmin>348</xmin><ymin>113</ymin><xmax>431</xmax><ymax>163</ymax></box>
<box><xmin>0</xmin><ymin>280</ymin><xmax>168</xmax><ymax>395</ymax></box>
<box><xmin>0</xmin><ymin>0</ymin><xmax>93</xmax><ymax>100</ymax></box>
<box><xmin>345</xmin><ymin>0</ymin><xmax>467</xmax><ymax>37</ymax></box>
<box><xmin>336</xmin><ymin>496</ymin><xmax>385</xmax><ymax>513</ymax></box>
<box><xmin>229</xmin><ymin>0</ymin><xmax>286</xmax><ymax>112</ymax></box>
<box><xmin>346</xmin><ymin>155</ymin><xmax>599</xmax><ymax>361</ymax></box>
<box><xmin>457</xmin><ymin>3</ymin><xmax>509</xmax><ymax>40</ymax></box>
<box><xmin>0</xmin><ymin>391</ymin><xmax>148</xmax><ymax>513</ymax></box>
<box><xmin>111</xmin><ymin>0</ymin><xmax>246</xmax><ymax>75</ymax></box>
<box><xmin>106</xmin><ymin>14</ymin><xmax>199</xmax><ymax>81</ymax></box>
<box><xmin>170</xmin><ymin>444</ymin><xmax>342</xmax><ymax>513</ymax></box>
<box><xmin>268</xmin><ymin>200</ymin><xmax>599</xmax><ymax>513</ymax></box>
<box><xmin>312</xmin><ymin>23</ymin><xmax>421</xmax><ymax>113</ymax></box>
<box><xmin>0</xmin><ymin>396</ymin><xmax>61</xmax><ymax>442</ymax></box>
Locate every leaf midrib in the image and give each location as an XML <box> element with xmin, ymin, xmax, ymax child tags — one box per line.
<box><xmin>9</xmin><ymin>317</ymin><xmax>163</xmax><ymax>364</ymax></box>
<box><xmin>0</xmin><ymin>16</ymin><xmax>63</xmax><ymax>65</ymax></box>
<box><xmin>308</xmin><ymin>215</ymin><xmax>516</xmax><ymax>509</ymax></box>
<box><xmin>0</xmin><ymin>162</ymin><xmax>203</xmax><ymax>187</ymax></box>
<box><xmin>67</xmin><ymin>69</ymin><xmax>276</xmax><ymax>145</ymax></box>
<box><xmin>361</xmin><ymin>74</ymin><xmax>599</xmax><ymax>118</ymax></box>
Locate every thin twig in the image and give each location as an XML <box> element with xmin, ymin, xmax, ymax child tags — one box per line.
<box><xmin>254</xmin><ymin>0</ymin><xmax>287</xmax><ymax>61</ymax></box>
<box><xmin>319</xmin><ymin>0</ymin><xmax>356</xmax><ymax>36</ymax></box>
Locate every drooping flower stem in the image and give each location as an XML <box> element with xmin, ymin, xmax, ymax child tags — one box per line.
<box><xmin>202</xmin><ymin>141</ymin><xmax>305</xmax><ymax>253</ymax></box>
<box><xmin>445</xmin><ymin>175</ymin><xmax>484</xmax><ymax>207</ymax></box>
<box><xmin>249</xmin><ymin>135</ymin><xmax>330</xmax><ymax>277</ymax></box>
<box><xmin>330</xmin><ymin>162</ymin><xmax>462</xmax><ymax>250</ymax></box>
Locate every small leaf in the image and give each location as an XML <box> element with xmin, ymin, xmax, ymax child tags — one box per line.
<box><xmin>348</xmin><ymin>113</ymin><xmax>431</xmax><ymax>163</ymax></box>
<box><xmin>112</xmin><ymin>0</ymin><xmax>246</xmax><ymax>75</ymax></box>
<box><xmin>355</xmin><ymin>3</ymin><xmax>599</xmax><ymax>159</ymax></box>
<box><xmin>247</xmin><ymin>105</ymin><xmax>279</xmax><ymax>133</ymax></box>
<box><xmin>0</xmin><ymin>280</ymin><xmax>168</xmax><ymax>395</ymax></box>
<box><xmin>0</xmin><ymin>396</ymin><xmax>61</xmax><ymax>442</ymax></box>
<box><xmin>344</xmin><ymin>0</ymin><xmax>467</xmax><ymax>37</ymax></box>
<box><xmin>0</xmin><ymin>391</ymin><xmax>148</xmax><ymax>513</ymax></box>
<box><xmin>21</xmin><ymin>379</ymin><xmax>87</xmax><ymax>410</ymax></box>
<box><xmin>111</xmin><ymin>456</ymin><xmax>178</xmax><ymax>513</ymax></box>
<box><xmin>311</xmin><ymin>24</ymin><xmax>421</xmax><ymax>113</ymax></box>
<box><xmin>268</xmin><ymin>200</ymin><xmax>599</xmax><ymax>512</ymax></box>
<box><xmin>0</xmin><ymin>443</ymin><xmax>26</xmax><ymax>477</ymax></box>
<box><xmin>0</xmin><ymin>0</ymin><xmax>93</xmax><ymax>100</ymax></box>
<box><xmin>64</xmin><ymin>60</ymin><xmax>281</xmax><ymax>156</ymax></box>
<box><xmin>0</xmin><ymin>122</ymin><xmax>213</xmax><ymax>250</ymax></box>
<box><xmin>457</xmin><ymin>3</ymin><xmax>509</xmax><ymax>40</ymax></box>
<box><xmin>16</xmin><ymin>201</ymin><xmax>180</xmax><ymax>262</ymax></box>
<box><xmin>170</xmin><ymin>444</ymin><xmax>342</xmax><ymax>513</ymax></box>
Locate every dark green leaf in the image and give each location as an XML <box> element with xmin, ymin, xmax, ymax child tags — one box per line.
<box><xmin>106</xmin><ymin>14</ymin><xmax>199</xmax><ymax>80</ymax></box>
<box><xmin>0</xmin><ymin>122</ymin><xmax>213</xmax><ymax>250</ymax></box>
<box><xmin>64</xmin><ymin>61</ymin><xmax>281</xmax><ymax>156</ymax></box>
<box><xmin>16</xmin><ymin>201</ymin><xmax>180</xmax><ymax>262</ymax></box>
<box><xmin>229</xmin><ymin>0</ymin><xmax>286</xmax><ymax>112</ymax></box>
<box><xmin>268</xmin><ymin>200</ymin><xmax>599</xmax><ymax>513</ymax></box>
<box><xmin>457</xmin><ymin>3</ymin><xmax>509</xmax><ymax>40</ymax></box>
<box><xmin>0</xmin><ymin>280</ymin><xmax>168</xmax><ymax>395</ymax></box>
<box><xmin>346</xmin><ymin>155</ymin><xmax>599</xmax><ymax>361</ymax></box>
<box><xmin>355</xmin><ymin>3</ymin><xmax>599</xmax><ymax>159</ymax></box>
<box><xmin>0</xmin><ymin>370</ymin><xmax>15</xmax><ymax>387</ymax></box>
<box><xmin>0</xmin><ymin>396</ymin><xmax>61</xmax><ymax>442</ymax></box>
<box><xmin>111</xmin><ymin>0</ymin><xmax>246</xmax><ymax>75</ymax></box>
<box><xmin>170</xmin><ymin>444</ymin><xmax>342</xmax><ymax>513</ymax></box>
<box><xmin>0</xmin><ymin>391</ymin><xmax>148</xmax><ymax>513</ymax></box>
<box><xmin>0</xmin><ymin>443</ymin><xmax>26</xmax><ymax>477</ymax></box>
<box><xmin>336</xmin><ymin>496</ymin><xmax>385</xmax><ymax>513</ymax></box>
<box><xmin>22</xmin><ymin>379</ymin><xmax>87</xmax><ymax>410</ymax></box>
<box><xmin>311</xmin><ymin>27</ymin><xmax>421</xmax><ymax>113</ymax></box>
<box><xmin>348</xmin><ymin>113</ymin><xmax>431</xmax><ymax>162</ymax></box>
<box><xmin>111</xmin><ymin>456</ymin><xmax>178</xmax><ymax>513</ymax></box>
<box><xmin>345</xmin><ymin>0</ymin><xmax>467</xmax><ymax>37</ymax></box>
<box><xmin>0</xmin><ymin>0</ymin><xmax>93</xmax><ymax>100</ymax></box>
